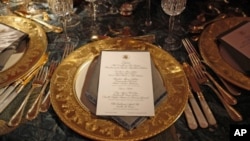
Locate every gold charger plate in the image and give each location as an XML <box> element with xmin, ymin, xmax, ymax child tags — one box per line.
<box><xmin>50</xmin><ymin>38</ymin><xmax>189</xmax><ymax>141</ymax></box>
<box><xmin>0</xmin><ymin>16</ymin><xmax>47</xmax><ymax>88</ymax></box>
<box><xmin>0</xmin><ymin>16</ymin><xmax>47</xmax><ymax>135</ymax></box>
<box><xmin>199</xmin><ymin>17</ymin><xmax>250</xmax><ymax>91</ymax></box>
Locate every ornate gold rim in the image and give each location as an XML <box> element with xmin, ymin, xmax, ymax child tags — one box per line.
<box><xmin>50</xmin><ymin>38</ymin><xmax>189</xmax><ymax>141</ymax></box>
<box><xmin>199</xmin><ymin>17</ymin><xmax>250</xmax><ymax>90</ymax></box>
<box><xmin>0</xmin><ymin>16</ymin><xmax>47</xmax><ymax>88</ymax></box>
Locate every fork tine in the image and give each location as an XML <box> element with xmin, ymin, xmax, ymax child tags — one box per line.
<box><xmin>184</xmin><ymin>38</ymin><xmax>200</xmax><ymax>57</ymax></box>
<box><xmin>182</xmin><ymin>39</ymin><xmax>193</xmax><ymax>54</ymax></box>
<box><xmin>61</xmin><ymin>43</ymin><xmax>75</xmax><ymax>60</ymax></box>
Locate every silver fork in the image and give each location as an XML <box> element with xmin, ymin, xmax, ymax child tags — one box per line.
<box><xmin>182</xmin><ymin>38</ymin><xmax>237</xmax><ymax>105</ymax></box>
<box><xmin>8</xmin><ymin>66</ymin><xmax>47</xmax><ymax>127</ymax></box>
<box><xmin>182</xmin><ymin>39</ymin><xmax>242</xmax><ymax>121</ymax></box>
<box><xmin>39</xmin><ymin>44</ymin><xmax>74</xmax><ymax>112</ymax></box>
<box><xmin>25</xmin><ymin>66</ymin><xmax>49</xmax><ymax>120</ymax></box>
<box><xmin>39</xmin><ymin>60</ymin><xmax>59</xmax><ymax>112</ymax></box>
<box><xmin>182</xmin><ymin>38</ymin><xmax>241</xmax><ymax>96</ymax></box>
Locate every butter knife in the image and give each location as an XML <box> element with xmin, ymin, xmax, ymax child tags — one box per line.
<box><xmin>183</xmin><ymin>62</ymin><xmax>217</xmax><ymax>126</ymax></box>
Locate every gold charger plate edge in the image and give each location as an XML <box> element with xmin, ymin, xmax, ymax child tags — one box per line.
<box><xmin>50</xmin><ymin>38</ymin><xmax>189</xmax><ymax>140</ymax></box>
<box><xmin>0</xmin><ymin>15</ymin><xmax>48</xmax><ymax>88</ymax></box>
<box><xmin>199</xmin><ymin>17</ymin><xmax>250</xmax><ymax>91</ymax></box>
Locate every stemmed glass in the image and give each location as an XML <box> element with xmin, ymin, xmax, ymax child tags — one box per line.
<box><xmin>50</xmin><ymin>0</ymin><xmax>79</xmax><ymax>47</ymax></box>
<box><xmin>85</xmin><ymin>0</ymin><xmax>97</xmax><ymax>21</ymax></box>
<box><xmin>0</xmin><ymin>0</ymin><xmax>10</xmax><ymax>15</ymax></box>
<box><xmin>161</xmin><ymin>0</ymin><xmax>187</xmax><ymax>51</ymax></box>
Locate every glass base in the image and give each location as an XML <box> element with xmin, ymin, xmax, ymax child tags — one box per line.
<box><xmin>54</xmin><ymin>34</ymin><xmax>79</xmax><ymax>48</ymax></box>
<box><xmin>162</xmin><ymin>35</ymin><xmax>182</xmax><ymax>51</ymax></box>
<box><xmin>66</xmin><ymin>14</ymin><xmax>80</xmax><ymax>28</ymax></box>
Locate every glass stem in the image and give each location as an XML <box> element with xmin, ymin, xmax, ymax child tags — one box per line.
<box><xmin>62</xmin><ymin>17</ymin><xmax>70</xmax><ymax>42</ymax></box>
<box><xmin>145</xmin><ymin>0</ymin><xmax>152</xmax><ymax>26</ymax></box>
<box><xmin>167</xmin><ymin>15</ymin><xmax>175</xmax><ymax>42</ymax></box>
<box><xmin>92</xmin><ymin>2</ymin><xmax>97</xmax><ymax>22</ymax></box>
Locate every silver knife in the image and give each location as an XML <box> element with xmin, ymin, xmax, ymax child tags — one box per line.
<box><xmin>0</xmin><ymin>64</ymin><xmax>41</xmax><ymax>113</ymax></box>
<box><xmin>0</xmin><ymin>80</ymin><xmax>21</xmax><ymax>106</ymax></box>
<box><xmin>0</xmin><ymin>49</ymin><xmax>16</xmax><ymax>71</ymax></box>
<box><xmin>0</xmin><ymin>83</ymin><xmax>23</xmax><ymax>113</ymax></box>
<box><xmin>184</xmin><ymin>102</ymin><xmax>198</xmax><ymax>130</ymax></box>
<box><xmin>183</xmin><ymin>62</ymin><xmax>217</xmax><ymax>126</ymax></box>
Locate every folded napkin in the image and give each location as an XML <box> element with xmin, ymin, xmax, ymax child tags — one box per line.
<box><xmin>80</xmin><ymin>55</ymin><xmax>167</xmax><ymax>130</ymax></box>
<box><xmin>0</xmin><ymin>23</ymin><xmax>29</xmax><ymax>70</ymax></box>
<box><xmin>217</xmin><ymin>21</ymin><xmax>250</xmax><ymax>76</ymax></box>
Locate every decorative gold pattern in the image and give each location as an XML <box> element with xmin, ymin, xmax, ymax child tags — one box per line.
<box><xmin>50</xmin><ymin>38</ymin><xmax>189</xmax><ymax>141</ymax></box>
<box><xmin>0</xmin><ymin>16</ymin><xmax>47</xmax><ymax>88</ymax></box>
<box><xmin>199</xmin><ymin>17</ymin><xmax>250</xmax><ymax>90</ymax></box>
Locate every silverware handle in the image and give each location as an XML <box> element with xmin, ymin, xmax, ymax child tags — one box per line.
<box><xmin>197</xmin><ymin>92</ymin><xmax>217</xmax><ymax>126</ymax></box>
<box><xmin>184</xmin><ymin>103</ymin><xmax>198</xmax><ymax>130</ymax></box>
<box><xmin>219</xmin><ymin>77</ymin><xmax>241</xmax><ymax>96</ymax></box>
<box><xmin>206</xmin><ymin>83</ymin><xmax>242</xmax><ymax>121</ymax></box>
<box><xmin>8</xmin><ymin>86</ymin><xmax>35</xmax><ymax>127</ymax></box>
<box><xmin>31</xmin><ymin>17</ymin><xmax>62</xmax><ymax>33</ymax></box>
<box><xmin>205</xmin><ymin>72</ymin><xmax>237</xmax><ymax>105</ymax></box>
<box><xmin>39</xmin><ymin>90</ymin><xmax>51</xmax><ymax>112</ymax></box>
<box><xmin>26</xmin><ymin>80</ymin><xmax>49</xmax><ymax>120</ymax></box>
<box><xmin>189</xmin><ymin>94</ymin><xmax>208</xmax><ymax>128</ymax></box>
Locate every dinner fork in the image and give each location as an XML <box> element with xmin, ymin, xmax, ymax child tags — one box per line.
<box><xmin>39</xmin><ymin>44</ymin><xmax>74</xmax><ymax>112</ymax></box>
<box><xmin>39</xmin><ymin>60</ymin><xmax>59</xmax><ymax>112</ymax></box>
<box><xmin>8</xmin><ymin>66</ymin><xmax>47</xmax><ymax>127</ymax></box>
<box><xmin>182</xmin><ymin>38</ymin><xmax>237</xmax><ymax>105</ymax></box>
<box><xmin>25</xmin><ymin>66</ymin><xmax>49</xmax><ymax>120</ymax></box>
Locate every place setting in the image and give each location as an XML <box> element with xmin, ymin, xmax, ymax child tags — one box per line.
<box><xmin>198</xmin><ymin>17</ymin><xmax>250</xmax><ymax>91</ymax></box>
<box><xmin>49</xmin><ymin>37</ymin><xmax>189</xmax><ymax>140</ymax></box>
<box><xmin>0</xmin><ymin>15</ymin><xmax>48</xmax><ymax>134</ymax></box>
<box><xmin>1</xmin><ymin>0</ymin><xmax>250</xmax><ymax>140</ymax></box>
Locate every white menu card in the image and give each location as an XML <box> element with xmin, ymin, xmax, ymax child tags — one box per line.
<box><xmin>96</xmin><ymin>51</ymin><xmax>155</xmax><ymax>116</ymax></box>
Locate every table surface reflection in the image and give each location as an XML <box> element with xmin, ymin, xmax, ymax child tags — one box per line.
<box><xmin>1</xmin><ymin>0</ymin><xmax>250</xmax><ymax>141</ymax></box>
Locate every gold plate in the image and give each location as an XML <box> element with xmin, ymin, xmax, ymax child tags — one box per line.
<box><xmin>199</xmin><ymin>17</ymin><xmax>250</xmax><ymax>90</ymax></box>
<box><xmin>50</xmin><ymin>38</ymin><xmax>189</xmax><ymax>141</ymax></box>
<box><xmin>0</xmin><ymin>16</ymin><xmax>47</xmax><ymax>88</ymax></box>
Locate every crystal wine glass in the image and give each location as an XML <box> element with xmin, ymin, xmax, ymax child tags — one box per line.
<box><xmin>0</xmin><ymin>0</ymin><xmax>10</xmax><ymax>15</ymax></box>
<box><xmin>50</xmin><ymin>0</ymin><xmax>79</xmax><ymax>47</ymax></box>
<box><xmin>85</xmin><ymin>0</ymin><xmax>97</xmax><ymax>21</ymax></box>
<box><xmin>161</xmin><ymin>0</ymin><xmax>187</xmax><ymax>51</ymax></box>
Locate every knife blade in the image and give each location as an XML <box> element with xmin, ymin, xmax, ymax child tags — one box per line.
<box><xmin>183</xmin><ymin>62</ymin><xmax>217</xmax><ymax>126</ymax></box>
<box><xmin>0</xmin><ymin>80</ymin><xmax>21</xmax><ymax>105</ymax></box>
<box><xmin>0</xmin><ymin>83</ymin><xmax>22</xmax><ymax>113</ymax></box>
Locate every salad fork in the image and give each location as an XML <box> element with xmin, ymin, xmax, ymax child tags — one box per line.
<box><xmin>39</xmin><ymin>44</ymin><xmax>74</xmax><ymax>112</ymax></box>
<box><xmin>25</xmin><ymin>66</ymin><xmax>49</xmax><ymax>120</ymax></box>
<box><xmin>8</xmin><ymin>66</ymin><xmax>47</xmax><ymax>127</ymax></box>
<box><xmin>39</xmin><ymin>60</ymin><xmax>59</xmax><ymax>112</ymax></box>
<box><xmin>182</xmin><ymin>38</ymin><xmax>237</xmax><ymax>105</ymax></box>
